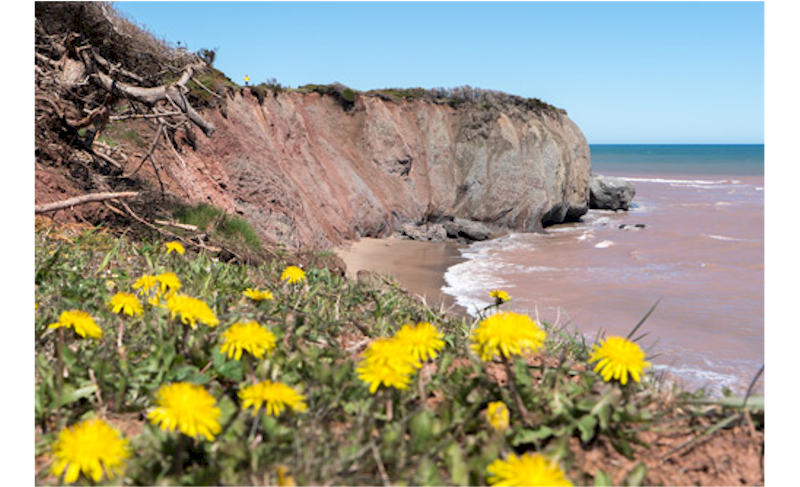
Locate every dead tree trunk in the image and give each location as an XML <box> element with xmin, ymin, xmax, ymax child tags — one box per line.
<box><xmin>82</xmin><ymin>53</ymin><xmax>215</xmax><ymax>137</ymax></box>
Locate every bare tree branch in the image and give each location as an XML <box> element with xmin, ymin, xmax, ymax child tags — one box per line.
<box><xmin>35</xmin><ymin>191</ymin><xmax>139</xmax><ymax>214</ymax></box>
<box><xmin>87</xmin><ymin>59</ymin><xmax>215</xmax><ymax>136</ymax></box>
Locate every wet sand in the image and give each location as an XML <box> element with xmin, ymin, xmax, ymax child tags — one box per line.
<box><xmin>335</xmin><ymin>237</ymin><xmax>466</xmax><ymax>311</ymax></box>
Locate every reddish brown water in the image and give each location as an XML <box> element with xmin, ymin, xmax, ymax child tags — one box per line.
<box><xmin>444</xmin><ymin>173</ymin><xmax>764</xmax><ymax>395</ymax></box>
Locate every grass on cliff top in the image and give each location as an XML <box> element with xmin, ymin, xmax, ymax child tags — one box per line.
<box><xmin>34</xmin><ymin>219</ymin><xmax>763</xmax><ymax>486</ymax></box>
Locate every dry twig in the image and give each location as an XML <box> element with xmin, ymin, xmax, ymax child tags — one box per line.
<box><xmin>35</xmin><ymin>191</ymin><xmax>139</xmax><ymax>214</ymax></box>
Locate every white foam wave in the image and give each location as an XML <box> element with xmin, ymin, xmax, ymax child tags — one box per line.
<box><xmin>594</xmin><ymin>240</ymin><xmax>614</xmax><ymax>248</ymax></box>
<box><xmin>517</xmin><ymin>265</ymin><xmax>562</xmax><ymax>273</ymax></box>
<box><xmin>652</xmin><ymin>364</ymin><xmax>742</xmax><ymax>395</ymax></box>
<box><xmin>622</xmin><ymin>177</ymin><xmax>740</xmax><ymax>185</ymax></box>
<box><xmin>630</xmin><ymin>177</ymin><xmax>755</xmax><ymax>192</ymax></box>
<box><xmin>705</xmin><ymin>234</ymin><xmax>759</xmax><ymax>243</ymax></box>
<box><xmin>442</xmin><ymin>248</ymin><xmax>510</xmax><ymax>314</ymax></box>
<box><xmin>583</xmin><ymin>214</ymin><xmax>614</xmax><ymax>227</ymax></box>
<box><xmin>650</xmin><ymin>346</ymin><xmax>764</xmax><ymax>396</ymax></box>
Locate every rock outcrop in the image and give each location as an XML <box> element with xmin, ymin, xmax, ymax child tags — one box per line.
<box><xmin>589</xmin><ymin>174</ymin><xmax>636</xmax><ymax>211</ymax></box>
<box><xmin>159</xmin><ymin>89</ymin><xmax>591</xmax><ymax>249</ymax></box>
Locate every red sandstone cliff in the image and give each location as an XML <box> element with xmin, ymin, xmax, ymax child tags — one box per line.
<box><xmin>151</xmin><ymin>89</ymin><xmax>590</xmax><ymax>249</ymax></box>
<box><xmin>34</xmin><ymin>2</ymin><xmax>591</xmax><ymax>251</ymax></box>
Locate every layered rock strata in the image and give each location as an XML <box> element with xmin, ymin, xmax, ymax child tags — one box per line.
<box><xmin>163</xmin><ymin>90</ymin><xmax>592</xmax><ymax>248</ymax></box>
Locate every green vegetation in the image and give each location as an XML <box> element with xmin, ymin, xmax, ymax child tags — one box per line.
<box><xmin>33</xmin><ymin>3</ymin><xmax>764</xmax><ymax>481</ymax></box>
<box><xmin>296</xmin><ymin>83</ymin><xmax>360</xmax><ymax>110</ymax></box>
<box><xmin>173</xmin><ymin>203</ymin><xmax>262</xmax><ymax>251</ymax></box>
<box><xmin>367</xmin><ymin>87</ymin><xmax>428</xmax><ymax>101</ymax></box>
<box><xmin>34</xmin><ymin>220</ymin><xmax>763</xmax><ymax>486</ymax></box>
<box><xmin>241</xmin><ymin>79</ymin><xmax>560</xmax><ymax>116</ymax></box>
<box><xmin>184</xmin><ymin>67</ymin><xmax>238</xmax><ymax>106</ymax></box>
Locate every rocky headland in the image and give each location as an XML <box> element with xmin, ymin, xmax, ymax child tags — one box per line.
<box><xmin>34</xmin><ymin>2</ymin><xmax>620</xmax><ymax>252</ymax></box>
<box><xmin>157</xmin><ymin>88</ymin><xmax>592</xmax><ymax>248</ymax></box>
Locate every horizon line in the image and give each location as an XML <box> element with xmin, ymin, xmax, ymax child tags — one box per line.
<box><xmin>589</xmin><ymin>143</ymin><xmax>764</xmax><ymax>146</ymax></box>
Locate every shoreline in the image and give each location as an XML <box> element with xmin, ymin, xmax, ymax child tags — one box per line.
<box><xmin>434</xmin><ymin>172</ymin><xmax>764</xmax><ymax>396</ymax></box>
<box><xmin>335</xmin><ymin>236</ymin><xmax>467</xmax><ymax>314</ymax></box>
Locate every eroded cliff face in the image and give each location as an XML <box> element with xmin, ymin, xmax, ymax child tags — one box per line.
<box><xmin>163</xmin><ymin>90</ymin><xmax>590</xmax><ymax>249</ymax></box>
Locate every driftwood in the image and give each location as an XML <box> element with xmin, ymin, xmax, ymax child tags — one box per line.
<box><xmin>35</xmin><ymin>191</ymin><xmax>139</xmax><ymax>214</ymax></box>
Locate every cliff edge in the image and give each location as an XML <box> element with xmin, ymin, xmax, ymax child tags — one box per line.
<box><xmin>162</xmin><ymin>89</ymin><xmax>590</xmax><ymax>248</ymax></box>
<box><xmin>34</xmin><ymin>2</ymin><xmax>590</xmax><ymax>250</ymax></box>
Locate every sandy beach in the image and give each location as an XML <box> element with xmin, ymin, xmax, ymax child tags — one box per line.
<box><xmin>335</xmin><ymin>237</ymin><xmax>465</xmax><ymax>312</ymax></box>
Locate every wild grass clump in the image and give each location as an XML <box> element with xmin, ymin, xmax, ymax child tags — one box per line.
<box><xmin>34</xmin><ymin>221</ymin><xmax>763</xmax><ymax>485</ymax></box>
<box><xmin>173</xmin><ymin>203</ymin><xmax>262</xmax><ymax>251</ymax></box>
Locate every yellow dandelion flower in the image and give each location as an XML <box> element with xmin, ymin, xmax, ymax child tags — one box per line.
<box><xmin>106</xmin><ymin>292</ymin><xmax>143</xmax><ymax>317</ymax></box>
<box><xmin>487</xmin><ymin>452</ymin><xmax>572</xmax><ymax>486</ymax></box>
<box><xmin>148</xmin><ymin>382</ymin><xmax>221</xmax><ymax>441</ymax></box>
<box><xmin>50</xmin><ymin>418</ymin><xmax>131</xmax><ymax>484</ymax></box>
<box><xmin>281</xmin><ymin>265</ymin><xmax>306</xmax><ymax>284</ymax></box>
<box><xmin>132</xmin><ymin>274</ymin><xmax>158</xmax><ymax>297</ymax></box>
<box><xmin>165</xmin><ymin>241</ymin><xmax>185</xmax><ymax>255</ymax></box>
<box><xmin>394</xmin><ymin>322</ymin><xmax>445</xmax><ymax>364</ymax></box>
<box><xmin>243</xmin><ymin>287</ymin><xmax>275</xmax><ymax>301</ymax></box>
<box><xmin>219</xmin><ymin>321</ymin><xmax>277</xmax><ymax>361</ymax></box>
<box><xmin>490</xmin><ymin>289</ymin><xmax>510</xmax><ymax>304</ymax></box>
<box><xmin>469</xmin><ymin>311</ymin><xmax>546</xmax><ymax>362</ymax></box>
<box><xmin>166</xmin><ymin>294</ymin><xmax>219</xmax><ymax>328</ymax></box>
<box><xmin>588</xmin><ymin>336</ymin><xmax>652</xmax><ymax>386</ymax></box>
<box><xmin>156</xmin><ymin>271</ymin><xmax>182</xmax><ymax>296</ymax></box>
<box><xmin>276</xmin><ymin>465</ymin><xmax>297</xmax><ymax>487</ymax></box>
<box><xmin>239</xmin><ymin>380</ymin><xmax>308</xmax><ymax>416</ymax></box>
<box><xmin>48</xmin><ymin>310</ymin><xmax>102</xmax><ymax>339</ymax></box>
<box><xmin>356</xmin><ymin>337</ymin><xmax>419</xmax><ymax>393</ymax></box>
<box><xmin>486</xmin><ymin>401</ymin><xmax>510</xmax><ymax>432</ymax></box>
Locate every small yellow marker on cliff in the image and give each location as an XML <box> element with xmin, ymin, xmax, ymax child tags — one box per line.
<box><xmin>244</xmin><ymin>75</ymin><xmax>250</xmax><ymax>86</ymax></box>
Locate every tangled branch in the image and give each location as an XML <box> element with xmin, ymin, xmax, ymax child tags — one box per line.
<box><xmin>35</xmin><ymin>2</ymin><xmax>221</xmax><ymax>206</ymax></box>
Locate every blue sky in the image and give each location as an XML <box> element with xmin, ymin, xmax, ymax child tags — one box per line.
<box><xmin>115</xmin><ymin>1</ymin><xmax>764</xmax><ymax>144</ymax></box>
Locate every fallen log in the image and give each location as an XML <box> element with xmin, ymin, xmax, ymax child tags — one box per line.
<box><xmin>35</xmin><ymin>191</ymin><xmax>139</xmax><ymax>213</ymax></box>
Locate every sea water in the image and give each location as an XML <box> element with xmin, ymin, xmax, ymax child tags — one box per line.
<box><xmin>442</xmin><ymin>145</ymin><xmax>764</xmax><ymax>395</ymax></box>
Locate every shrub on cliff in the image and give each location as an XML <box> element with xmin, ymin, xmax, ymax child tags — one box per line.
<box><xmin>297</xmin><ymin>83</ymin><xmax>360</xmax><ymax>110</ymax></box>
<box><xmin>173</xmin><ymin>203</ymin><xmax>262</xmax><ymax>251</ymax></box>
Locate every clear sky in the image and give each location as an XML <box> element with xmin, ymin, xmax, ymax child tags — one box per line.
<box><xmin>114</xmin><ymin>1</ymin><xmax>764</xmax><ymax>145</ymax></box>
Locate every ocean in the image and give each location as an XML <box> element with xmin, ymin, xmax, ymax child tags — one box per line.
<box><xmin>442</xmin><ymin>145</ymin><xmax>765</xmax><ymax>395</ymax></box>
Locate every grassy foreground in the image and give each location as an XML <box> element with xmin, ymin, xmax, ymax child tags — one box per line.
<box><xmin>34</xmin><ymin>219</ymin><xmax>763</xmax><ymax>486</ymax></box>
